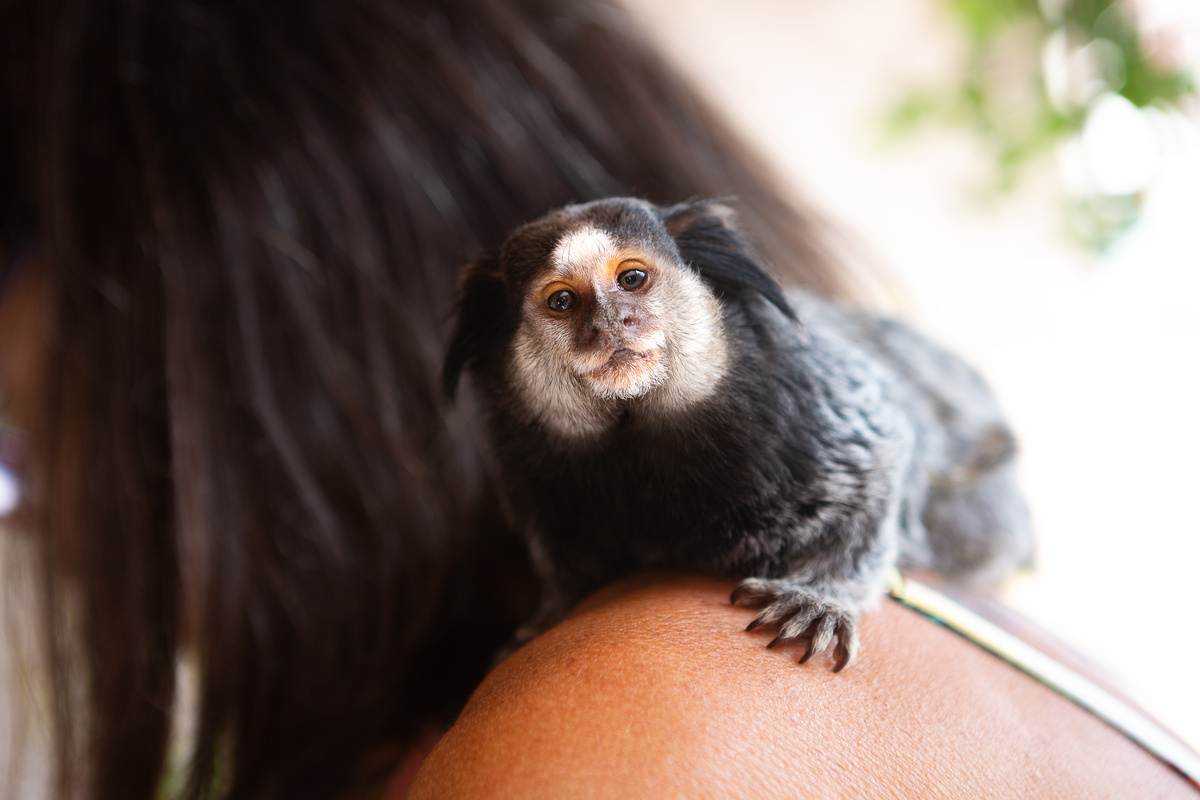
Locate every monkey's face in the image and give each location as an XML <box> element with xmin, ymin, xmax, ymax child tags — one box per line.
<box><xmin>442</xmin><ymin>198</ymin><xmax>742</xmax><ymax>439</ymax></box>
<box><xmin>499</xmin><ymin>205</ymin><xmax>730</xmax><ymax>436</ymax></box>
<box><xmin>522</xmin><ymin>225</ymin><xmax>670</xmax><ymax>401</ymax></box>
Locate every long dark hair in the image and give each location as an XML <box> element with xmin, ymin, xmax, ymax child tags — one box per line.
<box><xmin>0</xmin><ymin>0</ymin><xmax>851</xmax><ymax>797</ymax></box>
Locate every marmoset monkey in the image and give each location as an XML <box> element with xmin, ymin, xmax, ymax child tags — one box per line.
<box><xmin>444</xmin><ymin>197</ymin><xmax>1032</xmax><ymax>670</ymax></box>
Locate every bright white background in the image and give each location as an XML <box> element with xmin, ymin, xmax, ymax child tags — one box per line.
<box><xmin>627</xmin><ymin>0</ymin><xmax>1200</xmax><ymax>751</ymax></box>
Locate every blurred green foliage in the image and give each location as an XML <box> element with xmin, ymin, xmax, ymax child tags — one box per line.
<box><xmin>887</xmin><ymin>0</ymin><xmax>1196</xmax><ymax>247</ymax></box>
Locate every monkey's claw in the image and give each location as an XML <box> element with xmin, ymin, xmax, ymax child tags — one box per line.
<box><xmin>731</xmin><ymin>578</ymin><xmax>859</xmax><ymax>671</ymax></box>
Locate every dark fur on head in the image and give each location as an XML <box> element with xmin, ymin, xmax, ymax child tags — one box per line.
<box><xmin>443</xmin><ymin>256</ymin><xmax>510</xmax><ymax>400</ymax></box>
<box><xmin>662</xmin><ymin>199</ymin><xmax>796</xmax><ymax>322</ymax></box>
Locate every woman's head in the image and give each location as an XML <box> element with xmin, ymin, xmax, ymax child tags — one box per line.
<box><xmin>0</xmin><ymin>1</ymin><xmax>848</xmax><ymax>797</ymax></box>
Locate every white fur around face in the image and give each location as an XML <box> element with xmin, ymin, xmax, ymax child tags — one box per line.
<box><xmin>550</xmin><ymin>227</ymin><xmax>615</xmax><ymax>279</ymax></box>
<box><xmin>509</xmin><ymin>319</ymin><xmax>621</xmax><ymax>438</ymax></box>
<box><xmin>638</xmin><ymin>266</ymin><xmax>729</xmax><ymax>418</ymax></box>
<box><xmin>507</xmin><ymin>226</ymin><xmax>731</xmax><ymax>440</ymax></box>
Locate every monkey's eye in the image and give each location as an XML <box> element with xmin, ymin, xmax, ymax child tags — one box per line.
<box><xmin>618</xmin><ymin>268</ymin><xmax>647</xmax><ymax>291</ymax></box>
<box><xmin>546</xmin><ymin>289</ymin><xmax>577</xmax><ymax>312</ymax></box>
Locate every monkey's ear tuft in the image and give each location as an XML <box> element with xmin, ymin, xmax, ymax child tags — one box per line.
<box><xmin>661</xmin><ymin>199</ymin><xmax>796</xmax><ymax>321</ymax></box>
<box><xmin>443</xmin><ymin>256</ymin><xmax>509</xmax><ymax>400</ymax></box>
<box><xmin>662</xmin><ymin>198</ymin><xmax>740</xmax><ymax>238</ymax></box>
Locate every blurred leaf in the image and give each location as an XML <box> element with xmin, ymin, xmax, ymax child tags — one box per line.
<box><xmin>886</xmin><ymin>0</ymin><xmax>1197</xmax><ymax>249</ymax></box>
<box><xmin>949</xmin><ymin>0</ymin><xmax>1039</xmax><ymax>42</ymax></box>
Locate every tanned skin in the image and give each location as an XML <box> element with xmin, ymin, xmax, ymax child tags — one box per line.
<box><xmin>407</xmin><ymin>576</ymin><xmax>1199</xmax><ymax>800</ymax></box>
<box><xmin>444</xmin><ymin>198</ymin><xmax>1032</xmax><ymax>670</ymax></box>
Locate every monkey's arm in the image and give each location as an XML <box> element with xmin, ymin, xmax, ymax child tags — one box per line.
<box><xmin>725</xmin><ymin>306</ymin><xmax>915</xmax><ymax>671</ymax></box>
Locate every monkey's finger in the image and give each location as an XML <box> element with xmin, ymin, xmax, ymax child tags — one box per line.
<box><xmin>808</xmin><ymin>613</ymin><xmax>839</xmax><ymax>657</ymax></box>
<box><xmin>731</xmin><ymin>580</ymin><xmax>772</xmax><ymax>606</ymax></box>
<box><xmin>797</xmin><ymin>637</ymin><xmax>818</xmax><ymax>664</ymax></box>
<box><xmin>770</xmin><ymin>614</ymin><xmax>820</xmax><ymax>649</ymax></box>
<box><xmin>745</xmin><ymin>609</ymin><xmax>780</xmax><ymax>631</ymax></box>
<box><xmin>776</xmin><ymin>605</ymin><xmax>822</xmax><ymax>641</ymax></box>
<box><xmin>831</xmin><ymin>624</ymin><xmax>859</xmax><ymax>673</ymax></box>
<box><xmin>745</xmin><ymin>599</ymin><xmax>796</xmax><ymax>631</ymax></box>
<box><xmin>832</xmin><ymin>641</ymin><xmax>850</xmax><ymax>673</ymax></box>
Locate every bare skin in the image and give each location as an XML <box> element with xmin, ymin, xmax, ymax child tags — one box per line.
<box><xmin>407</xmin><ymin>575</ymin><xmax>1196</xmax><ymax>799</ymax></box>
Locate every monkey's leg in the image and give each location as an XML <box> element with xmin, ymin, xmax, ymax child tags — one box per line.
<box><xmin>512</xmin><ymin>591</ymin><xmax>569</xmax><ymax>647</ymax></box>
<box><xmin>920</xmin><ymin>432</ymin><xmax>1035</xmax><ymax>587</ymax></box>
<box><xmin>489</xmin><ymin>532</ymin><xmax>574</xmax><ymax>665</ymax></box>
<box><xmin>489</xmin><ymin>593</ymin><xmax>568</xmax><ymax>667</ymax></box>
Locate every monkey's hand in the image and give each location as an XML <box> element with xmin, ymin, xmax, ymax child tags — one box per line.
<box><xmin>731</xmin><ymin>578</ymin><xmax>860</xmax><ymax>672</ymax></box>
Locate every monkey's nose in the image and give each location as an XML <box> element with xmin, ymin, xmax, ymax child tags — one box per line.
<box><xmin>612</xmin><ymin>303</ymin><xmax>640</xmax><ymax>329</ymax></box>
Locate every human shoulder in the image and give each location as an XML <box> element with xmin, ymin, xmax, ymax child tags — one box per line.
<box><xmin>407</xmin><ymin>575</ymin><xmax>1196</xmax><ymax>799</ymax></box>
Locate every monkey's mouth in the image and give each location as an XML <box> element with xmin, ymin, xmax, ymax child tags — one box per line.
<box><xmin>584</xmin><ymin>347</ymin><xmax>665</xmax><ymax>398</ymax></box>
<box><xmin>604</xmin><ymin>348</ymin><xmax>646</xmax><ymax>368</ymax></box>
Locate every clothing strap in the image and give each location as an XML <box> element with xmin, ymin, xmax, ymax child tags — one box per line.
<box><xmin>886</xmin><ymin>571</ymin><xmax>1200</xmax><ymax>789</ymax></box>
